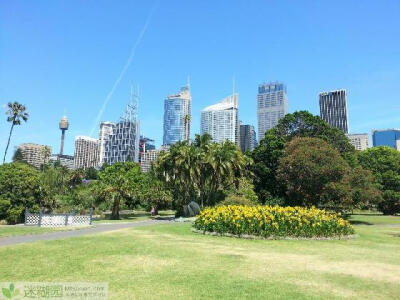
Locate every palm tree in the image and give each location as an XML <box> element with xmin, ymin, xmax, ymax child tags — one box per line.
<box><xmin>3</xmin><ymin>102</ymin><xmax>29</xmax><ymax>163</ymax></box>
<box><xmin>184</xmin><ymin>114</ymin><xmax>191</xmax><ymax>142</ymax></box>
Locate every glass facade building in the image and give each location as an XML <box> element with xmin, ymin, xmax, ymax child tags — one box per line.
<box><xmin>201</xmin><ymin>93</ymin><xmax>239</xmax><ymax>145</ymax></box>
<box><xmin>240</xmin><ymin>124</ymin><xmax>257</xmax><ymax>152</ymax></box>
<box><xmin>319</xmin><ymin>89</ymin><xmax>349</xmax><ymax>133</ymax></box>
<box><xmin>104</xmin><ymin>92</ymin><xmax>140</xmax><ymax>164</ymax></box>
<box><xmin>372</xmin><ymin>129</ymin><xmax>400</xmax><ymax>149</ymax></box>
<box><xmin>163</xmin><ymin>86</ymin><xmax>191</xmax><ymax>145</ymax></box>
<box><xmin>257</xmin><ymin>82</ymin><xmax>288</xmax><ymax>141</ymax></box>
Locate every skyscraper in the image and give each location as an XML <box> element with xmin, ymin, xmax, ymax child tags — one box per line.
<box><xmin>17</xmin><ymin>143</ymin><xmax>52</xmax><ymax>168</ymax></box>
<box><xmin>140</xmin><ymin>148</ymin><xmax>163</xmax><ymax>173</ymax></box>
<box><xmin>347</xmin><ymin>133</ymin><xmax>369</xmax><ymax>151</ymax></box>
<box><xmin>139</xmin><ymin>136</ymin><xmax>155</xmax><ymax>164</ymax></box>
<box><xmin>104</xmin><ymin>90</ymin><xmax>140</xmax><ymax>164</ymax></box>
<box><xmin>257</xmin><ymin>82</ymin><xmax>288</xmax><ymax>141</ymax></box>
<box><xmin>372</xmin><ymin>129</ymin><xmax>400</xmax><ymax>149</ymax></box>
<box><xmin>163</xmin><ymin>85</ymin><xmax>191</xmax><ymax>145</ymax></box>
<box><xmin>74</xmin><ymin>136</ymin><xmax>100</xmax><ymax>169</ymax></box>
<box><xmin>319</xmin><ymin>89</ymin><xmax>349</xmax><ymax>133</ymax></box>
<box><xmin>98</xmin><ymin>121</ymin><xmax>115</xmax><ymax>166</ymax></box>
<box><xmin>201</xmin><ymin>93</ymin><xmax>239</xmax><ymax>145</ymax></box>
<box><xmin>240</xmin><ymin>124</ymin><xmax>257</xmax><ymax>152</ymax></box>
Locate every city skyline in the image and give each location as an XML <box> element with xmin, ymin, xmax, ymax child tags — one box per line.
<box><xmin>1</xmin><ymin>1</ymin><xmax>400</xmax><ymax>161</ymax></box>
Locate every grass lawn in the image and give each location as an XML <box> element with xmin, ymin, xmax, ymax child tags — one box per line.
<box><xmin>93</xmin><ymin>210</ymin><xmax>175</xmax><ymax>224</ymax></box>
<box><xmin>0</xmin><ymin>225</ymin><xmax>88</xmax><ymax>238</ymax></box>
<box><xmin>348</xmin><ymin>213</ymin><xmax>400</xmax><ymax>225</ymax></box>
<box><xmin>0</xmin><ymin>215</ymin><xmax>399</xmax><ymax>299</ymax></box>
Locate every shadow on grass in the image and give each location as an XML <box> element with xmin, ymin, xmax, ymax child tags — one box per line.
<box><xmin>348</xmin><ymin>220</ymin><xmax>373</xmax><ymax>225</ymax></box>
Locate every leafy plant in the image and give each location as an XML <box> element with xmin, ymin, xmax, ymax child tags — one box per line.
<box><xmin>194</xmin><ymin>205</ymin><xmax>354</xmax><ymax>238</ymax></box>
<box><xmin>2</xmin><ymin>283</ymin><xmax>19</xmax><ymax>299</ymax></box>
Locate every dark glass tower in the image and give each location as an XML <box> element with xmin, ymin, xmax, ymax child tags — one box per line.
<box><xmin>319</xmin><ymin>89</ymin><xmax>349</xmax><ymax>133</ymax></box>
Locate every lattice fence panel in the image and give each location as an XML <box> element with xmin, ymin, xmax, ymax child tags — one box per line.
<box><xmin>24</xmin><ymin>209</ymin><xmax>92</xmax><ymax>227</ymax></box>
<box><xmin>40</xmin><ymin>215</ymin><xmax>67</xmax><ymax>227</ymax></box>
<box><xmin>71</xmin><ymin>215</ymin><xmax>91</xmax><ymax>226</ymax></box>
<box><xmin>25</xmin><ymin>214</ymin><xmax>40</xmax><ymax>225</ymax></box>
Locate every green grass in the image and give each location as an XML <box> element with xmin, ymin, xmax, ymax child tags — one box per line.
<box><xmin>348</xmin><ymin>214</ymin><xmax>400</xmax><ymax>225</ymax></box>
<box><xmin>0</xmin><ymin>215</ymin><xmax>399</xmax><ymax>299</ymax></box>
<box><xmin>93</xmin><ymin>210</ymin><xmax>175</xmax><ymax>224</ymax></box>
<box><xmin>0</xmin><ymin>226</ymin><xmax>86</xmax><ymax>238</ymax></box>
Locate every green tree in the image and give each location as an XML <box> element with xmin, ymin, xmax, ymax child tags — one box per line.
<box><xmin>40</xmin><ymin>146</ymin><xmax>52</xmax><ymax>171</ymax></box>
<box><xmin>153</xmin><ymin>134</ymin><xmax>250</xmax><ymax>215</ymax></box>
<box><xmin>40</xmin><ymin>164</ymin><xmax>70</xmax><ymax>211</ymax></box>
<box><xmin>85</xmin><ymin>167</ymin><xmax>99</xmax><ymax>180</ymax></box>
<box><xmin>251</xmin><ymin>111</ymin><xmax>356</xmax><ymax>203</ymax></box>
<box><xmin>0</xmin><ymin>162</ymin><xmax>43</xmax><ymax>223</ymax></box>
<box><xmin>96</xmin><ymin>162</ymin><xmax>143</xmax><ymax>219</ymax></box>
<box><xmin>276</xmin><ymin>137</ymin><xmax>380</xmax><ymax>210</ymax></box>
<box><xmin>358</xmin><ymin>146</ymin><xmax>400</xmax><ymax>214</ymax></box>
<box><xmin>12</xmin><ymin>148</ymin><xmax>24</xmax><ymax>162</ymax></box>
<box><xmin>3</xmin><ymin>102</ymin><xmax>29</xmax><ymax>163</ymax></box>
<box><xmin>139</xmin><ymin>172</ymin><xmax>172</xmax><ymax>215</ymax></box>
<box><xmin>277</xmin><ymin>137</ymin><xmax>352</xmax><ymax>207</ymax></box>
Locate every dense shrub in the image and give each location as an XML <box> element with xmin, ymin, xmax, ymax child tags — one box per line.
<box><xmin>358</xmin><ymin>147</ymin><xmax>400</xmax><ymax>215</ymax></box>
<box><xmin>218</xmin><ymin>195</ymin><xmax>256</xmax><ymax>207</ymax></box>
<box><xmin>193</xmin><ymin>205</ymin><xmax>354</xmax><ymax>238</ymax></box>
<box><xmin>0</xmin><ymin>162</ymin><xmax>43</xmax><ymax>224</ymax></box>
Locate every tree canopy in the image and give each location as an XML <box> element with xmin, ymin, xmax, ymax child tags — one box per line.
<box><xmin>96</xmin><ymin>161</ymin><xmax>144</xmax><ymax>219</ymax></box>
<box><xmin>153</xmin><ymin>134</ymin><xmax>251</xmax><ymax>216</ymax></box>
<box><xmin>358</xmin><ymin>147</ymin><xmax>400</xmax><ymax>214</ymax></box>
<box><xmin>276</xmin><ymin>137</ymin><xmax>380</xmax><ymax>210</ymax></box>
<box><xmin>251</xmin><ymin>111</ymin><xmax>357</xmax><ymax>203</ymax></box>
<box><xmin>0</xmin><ymin>162</ymin><xmax>43</xmax><ymax>223</ymax></box>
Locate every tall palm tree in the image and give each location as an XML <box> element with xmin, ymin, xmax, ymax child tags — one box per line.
<box><xmin>184</xmin><ymin>114</ymin><xmax>191</xmax><ymax>142</ymax></box>
<box><xmin>3</xmin><ymin>102</ymin><xmax>29</xmax><ymax>163</ymax></box>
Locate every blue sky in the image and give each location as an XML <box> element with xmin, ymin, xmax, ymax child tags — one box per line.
<box><xmin>1</xmin><ymin>0</ymin><xmax>399</xmax><ymax>161</ymax></box>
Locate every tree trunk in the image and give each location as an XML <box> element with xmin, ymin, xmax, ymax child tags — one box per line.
<box><xmin>3</xmin><ymin>124</ymin><xmax>15</xmax><ymax>163</ymax></box>
<box><xmin>111</xmin><ymin>196</ymin><xmax>120</xmax><ymax>220</ymax></box>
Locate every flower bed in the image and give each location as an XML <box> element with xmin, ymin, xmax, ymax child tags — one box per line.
<box><xmin>193</xmin><ymin>205</ymin><xmax>354</xmax><ymax>238</ymax></box>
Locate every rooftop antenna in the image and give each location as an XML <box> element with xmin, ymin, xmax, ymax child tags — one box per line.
<box><xmin>187</xmin><ymin>75</ymin><xmax>191</xmax><ymax>90</ymax></box>
<box><xmin>232</xmin><ymin>74</ymin><xmax>236</xmax><ymax>96</ymax></box>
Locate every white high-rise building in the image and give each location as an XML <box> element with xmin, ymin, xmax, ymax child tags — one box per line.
<box><xmin>140</xmin><ymin>147</ymin><xmax>168</xmax><ymax>173</ymax></box>
<box><xmin>74</xmin><ymin>136</ymin><xmax>100</xmax><ymax>169</ymax></box>
<box><xmin>17</xmin><ymin>143</ymin><xmax>52</xmax><ymax>168</ymax></box>
<box><xmin>257</xmin><ymin>82</ymin><xmax>288</xmax><ymax>141</ymax></box>
<box><xmin>98</xmin><ymin>121</ymin><xmax>115</xmax><ymax>166</ymax></box>
<box><xmin>200</xmin><ymin>93</ymin><xmax>239</xmax><ymax>145</ymax></box>
<box><xmin>347</xmin><ymin>133</ymin><xmax>369</xmax><ymax>151</ymax></box>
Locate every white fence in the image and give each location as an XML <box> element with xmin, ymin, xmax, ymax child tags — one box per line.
<box><xmin>24</xmin><ymin>209</ymin><xmax>93</xmax><ymax>227</ymax></box>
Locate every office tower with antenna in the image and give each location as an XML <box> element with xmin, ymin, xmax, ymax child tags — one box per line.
<box><xmin>104</xmin><ymin>87</ymin><xmax>140</xmax><ymax>164</ymax></box>
<box><xmin>163</xmin><ymin>84</ymin><xmax>191</xmax><ymax>145</ymax></box>
<box><xmin>59</xmin><ymin>116</ymin><xmax>69</xmax><ymax>155</ymax></box>
<box><xmin>200</xmin><ymin>93</ymin><xmax>239</xmax><ymax>145</ymax></box>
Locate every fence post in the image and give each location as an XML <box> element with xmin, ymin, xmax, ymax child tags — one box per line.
<box><xmin>24</xmin><ymin>208</ymin><xmax>29</xmax><ymax>225</ymax></box>
<box><xmin>38</xmin><ymin>210</ymin><xmax>43</xmax><ymax>227</ymax></box>
<box><xmin>65</xmin><ymin>213</ymin><xmax>69</xmax><ymax>226</ymax></box>
<box><xmin>89</xmin><ymin>208</ymin><xmax>93</xmax><ymax>225</ymax></box>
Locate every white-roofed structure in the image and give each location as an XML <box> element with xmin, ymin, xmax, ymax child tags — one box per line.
<box><xmin>200</xmin><ymin>93</ymin><xmax>239</xmax><ymax>145</ymax></box>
